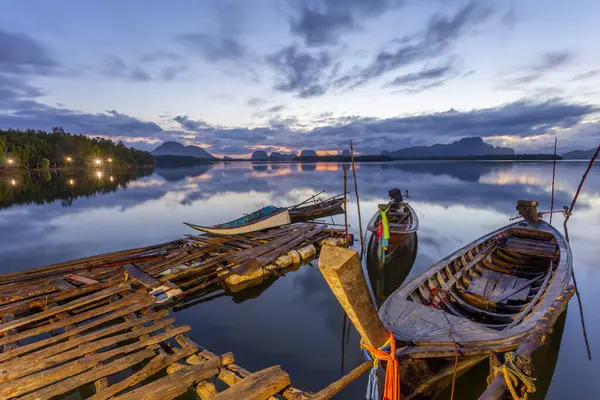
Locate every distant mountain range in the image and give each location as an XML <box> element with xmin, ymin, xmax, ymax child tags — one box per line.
<box><xmin>562</xmin><ymin>148</ymin><xmax>598</xmax><ymax>159</ymax></box>
<box><xmin>152</xmin><ymin>141</ymin><xmax>215</xmax><ymax>159</ymax></box>
<box><xmin>382</xmin><ymin>137</ymin><xmax>515</xmax><ymax>159</ymax></box>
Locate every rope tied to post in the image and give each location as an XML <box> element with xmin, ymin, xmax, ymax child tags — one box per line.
<box><xmin>487</xmin><ymin>352</ymin><xmax>536</xmax><ymax>400</ymax></box>
<box><xmin>361</xmin><ymin>332</ymin><xmax>400</xmax><ymax>400</ymax></box>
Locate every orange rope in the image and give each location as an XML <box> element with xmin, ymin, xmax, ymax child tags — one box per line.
<box><xmin>362</xmin><ymin>332</ymin><xmax>400</xmax><ymax>400</ymax></box>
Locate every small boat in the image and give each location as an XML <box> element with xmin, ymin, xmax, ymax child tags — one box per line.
<box><xmin>184</xmin><ymin>194</ymin><xmax>344</xmax><ymax>236</ymax></box>
<box><xmin>184</xmin><ymin>205</ymin><xmax>291</xmax><ymax>235</ymax></box>
<box><xmin>289</xmin><ymin>196</ymin><xmax>344</xmax><ymax>222</ymax></box>
<box><xmin>378</xmin><ymin>200</ymin><xmax>572</xmax><ymax>398</ymax></box>
<box><xmin>367</xmin><ymin>188</ymin><xmax>418</xmax><ymax>244</ymax></box>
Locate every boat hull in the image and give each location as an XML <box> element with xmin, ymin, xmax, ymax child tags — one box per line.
<box><xmin>289</xmin><ymin>198</ymin><xmax>344</xmax><ymax>222</ymax></box>
<box><xmin>184</xmin><ymin>209</ymin><xmax>291</xmax><ymax>235</ymax></box>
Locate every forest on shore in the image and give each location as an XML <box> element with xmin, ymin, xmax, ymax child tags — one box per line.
<box><xmin>0</xmin><ymin>128</ymin><xmax>154</xmax><ymax>169</ymax></box>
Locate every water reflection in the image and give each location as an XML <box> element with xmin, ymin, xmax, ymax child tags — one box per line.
<box><xmin>366</xmin><ymin>233</ymin><xmax>418</xmax><ymax>305</ymax></box>
<box><xmin>0</xmin><ymin>168</ymin><xmax>153</xmax><ymax>209</ymax></box>
<box><xmin>0</xmin><ymin>160</ymin><xmax>598</xmax><ymax>399</ymax></box>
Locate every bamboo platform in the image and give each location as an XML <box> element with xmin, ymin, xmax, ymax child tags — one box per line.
<box><xmin>0</xmin><ymin>223</ymin><xmax>361</xmax><ymax>399</ymax></box>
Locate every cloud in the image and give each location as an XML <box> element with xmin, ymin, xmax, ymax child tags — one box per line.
<box><xmin>387</xmin><ymin>59</ymin><xmax>461</xmax><ymax>93</ymax></box>
<box><xmin>502</xmin><ymin>51</ymin><xmax>573</xmax><ymax>88</ymax></box>
<box><xmin>163</xmin><ymin>98</ymin><xmax>599</xmax><ymax>155</ymax></box>
<box><xmin>571</xmin><ymin>70</ymin><xmax>600</xmax><ymax>82</ymax></box>
<box><xmin>532</xmin><ymin>51</ymin><xmax>572</xmax><ymax>72</ymax></box>
<box><xmin>267</xmin><ymin>44</ymin><xmax>332</xmax><ymax>98</ymax></box>
<box><xmin>246</xmin><ymin>97</ymin><xmax>268</xmax><ymax>107</ymax></box>
<box><xmin>0</xmin><ymin>28</ymin><xmax>59</xmax><ymax>75</ymax></box>
<box><xmin>177</xmin><ymin>33</ymin><xmax>246</xmax><ymax>62</ymax></box>
<box><xmin>341</xmin><ymin>2</ymin><xmax>492</xmax><ymax>87</ymax></box>
<box><xmin>289</xmin><ymin>0</ymin><xmax>402</xmax><ymax>46</ymax></box>
<box><xmin>140</xmin><ymin>51</ymin><xmax>182</xmax><ymax>63</ymax></box>
<box><xmin>0</xmin><ymin>73</ymin><xmax>164</xmax><ymax>142</ymax></box>
<box><xmin>102</xmin><ymin>54</ymin><xmax>187</xmax><ymax>82</ymax></box>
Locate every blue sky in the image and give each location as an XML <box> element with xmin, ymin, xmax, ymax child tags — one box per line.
<box><xmin>1</xmin><ymin>0</ymin><xmax>599</xmax><ymax>156</ymax></box>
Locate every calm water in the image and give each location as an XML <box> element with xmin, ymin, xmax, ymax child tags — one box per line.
<box><xmin>0</xmin><ymin>161</ymin><xmax>598</xmax><ymax>399</ymax></box>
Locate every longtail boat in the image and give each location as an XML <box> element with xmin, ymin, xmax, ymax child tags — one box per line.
<box><xmin>378</xmin><ymin>200</ymin><xmax>572</xmax><ymax>398</ymax></box>
<box><xmin>184</xmin><ymin>206</ymin><xmax>291</xmax><ymax>235</ymax></box>
<box><xmin>367</xmin><ymin>188</ymin><xmax>419</xmax><ymax>244</ymax></box>
<box><xmin>184</xmin><ymin>194</ymin><xmax>344</xmax><ymax>235</ymax></box>
<box><xmin>289</xmin><ymin>195</ymin><xmax>344</xmax><ymax>222</ymax></box>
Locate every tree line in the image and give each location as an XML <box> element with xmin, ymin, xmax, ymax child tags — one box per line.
<box><xmin>0</xmin><ymin>127</ymin><xmax>154</xmax><ymax>169</ymax></box>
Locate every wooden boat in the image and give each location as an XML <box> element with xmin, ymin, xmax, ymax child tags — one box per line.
<box><xmin>289</xmin><ymin>196</ymin><xmax>344</xmax><ymax>222</ymax></box>
<box><xmin>378</xmin><ymin>200</ymin><xmax>572</xmax><ymax>398</ymax></box>
<box><xmin>184</xmin><ymin>206</ymin><xmax>291</xmax><ymax>235</ymax></box>
<box><xmin>367</xmin><ymin>189</ymin><xmax>418</xmax><ymax>244</ymax></box>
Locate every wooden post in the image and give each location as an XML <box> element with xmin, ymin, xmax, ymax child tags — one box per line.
<box><xmin>549</xmin><ymin>137</ymin><xmax>557</xmax><ymax>224</ymax></box>
<box><xmin>349</xmin><ymin>139</ymin><xmax>365</xmax><ymax>254</ymax></box>
<box><xmin>479</xmin><ymin>286</ymin><xmax>575</xmax><ymax>400</ymax></box>
<box><xmin>343</xmin><ymin>166</ymin><xmax>348</xmax><ymax>247</ymax></box>
<box><xmin>318</xmin><ymin>245</ymin><xmax>388</xmax><ymax>348</ymax></box>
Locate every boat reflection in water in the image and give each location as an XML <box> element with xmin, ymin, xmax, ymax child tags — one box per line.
<box><xmin>366</xmin><ymin>232</ymin><xmax>418</xmax><ymax>306</ymax></box>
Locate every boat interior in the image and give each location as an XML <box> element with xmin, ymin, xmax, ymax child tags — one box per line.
<box><xmin>406</xmin><ymin>228</ymin><xmax>560</xmax><ymax>331</ymax></box>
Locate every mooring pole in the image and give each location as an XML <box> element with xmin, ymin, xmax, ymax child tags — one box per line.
<box><xmin>349</xmin><ymin>139</ymin><xmax>365</xmax><ymax>254</ymax></box>
<box><xmin>343</xmin><ymin>166</ymin><xmax>349</xmax><ymax>247</ymax></box>
<box><xmin>549</xmin><ymin>137</ymin><xmax>557</xmax><ymax>225</ymax></box>
<box><xmin>318</xmin><ymin>245</ymin><xmax>388</xmax><ymax>348</ymax></box>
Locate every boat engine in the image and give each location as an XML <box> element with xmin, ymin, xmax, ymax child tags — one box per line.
<box><xmin>388</xmin><ymin>188</ymin><xmax>404</xmax><ymax>206</ymax></box>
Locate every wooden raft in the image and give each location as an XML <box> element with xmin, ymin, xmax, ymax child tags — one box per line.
<box><xmin>0</xmin><ymin>223</ymin><xmax>344</xmax><ymax>318</ymax></box>
<box><xmin>0</xmin><ymin>284</ymin><xmax>317</xmax><ymax>399</ymax></box>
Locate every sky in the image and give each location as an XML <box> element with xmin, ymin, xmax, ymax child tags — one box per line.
<box><xmin>1</xmin><ymin>0</ymin><xmax>600</xmax><ymax>157</ymax></box>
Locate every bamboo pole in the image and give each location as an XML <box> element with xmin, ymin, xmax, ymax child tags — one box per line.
<box><xmin>549</xmin><ymin>137</ymin><xmax>558</xmax><ymax>224</ymax></box>
<box><xmin>349</xmin><ymin>139</ymin><xmax>365</xmax><ymax>254</ymax></box>
<box><xmin>310</xmin><ymin>361</ymin><xmax>371</xmax><ymax>399</ymax></box>
<box><xmin>479</xmin><ymin>286</ymin><xmax>575</xmax><ymax>400</ymax></box>
<box><xmin>318</xmin><ymin>245</ymin><xmax>388</xmax><ymax>348</ymax></box>
<box><xmin>343</xmin><ymin>166</ymin><xmax>348</xmax><ymax>247</ymax></box>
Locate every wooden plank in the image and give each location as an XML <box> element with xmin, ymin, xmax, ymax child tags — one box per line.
<box><xmin>211</xmin><ymin>366</ymin><xmax>291</xmax><ymax>400</ymax></box>
<box><xmin>308</xmin><ymin>361</ymin><xmax>371</xmax><ymax>400</ymax></box>
<box><xmin>89</xmin><ymin>345</ymin><xmax>198</xmax><ymax>400</ymax></box>
<box><xmin>64</xmin><ymin>273</ymin><xmax>99</xmax><ymax>285</ymax></box>
<box><xmin>125</xmin><ymin>264</ymin><xmax>160</xmax><ymax>288</ymax></box>
<box><xmin>0</xmin><ymin>325</ymin><xmax>191</xmax><ymax>397</ymax></box>
<box><xmin>18</xmin><ymin>349</ymin><xmax>156</xmax><ymax>400</ymax></box>
<box><xmin>112</xmin><ymin>358</ymin><xmax>222</xmax><ymax>400</ymax></box>
<box><xmin>0</xmin><ymin>292</ymin><xmax>149</xmax><ymax>350</ymax></box>
<box><xmin>0</xmin><ymin>314</ymin><xmax>18</xmax><ymax>352</ymax></box>
<box><xmin>467</xmin><ymin>277</ymin><xmax>488</xmax><ymax>297</ymax></box>
<box><xmin>0</xmin><ymin>284</ymin><xmax>130</xmax><ymax>334</ymax></box>
<box><xmin>508</xmin><ymin>278</ymin><xmax>531</xmax><ymax>302</ymax></box>
<box><xmin>490</xmin><ymin>274</ymin><xmax>517</xmax><ymax>301</ymax></box>
<box><xmin>0</xmin><ymin>314</ymin><xmax>174</xmax><ymax>381</ymax></box>
<box><xmin>50</xmin><ymin>278</ymin><xmax>76</xmax><ymax>291</ymax></box>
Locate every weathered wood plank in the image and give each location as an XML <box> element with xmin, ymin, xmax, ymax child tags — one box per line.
<box><xmin>89</xmin><ymin>345</ymin><xmax>199</xmax><ymax>400</ymax></box>
<box><xmin>17</xmin><ymin>349</ymin><xmax>156</xmax><ymax>400</ymax></box>
<box><xmin>0</xmin><ymin>284</ymin><xmax>130</xmax><ymax>334</ymax></box>
<box><xmin>490</xmin><ymin>274</ymin><xmax>517</xmax><ymax>301</ymax></box>
<box><xmin>112</xmin><ymin>358</ymin><xmax>222</xmax><ymax>400</ymax></box>
<box><xmin>64</xmin><ymin>273</ymin><xmax>99</xmax><ymax>285</ymax></box>
<box><xmin>0</xmin><ymin>325</ymin><xmax>191</xmax><ymax>397</ymax></box>
<box><xmin>50</xmin><ymin>278</ymin><xmax>77</xmax><ymax>291</ymax></box>
<box><xmin>211</xmin><ymin>366</ymin><xmax>291</xmax><ymax>400</ymax></box>
<box><xmin>0</xmin><ymin>314</ymin><xmax>18</xmax><ymax>353</ymax></box>
<box><xmin>125</xmin><ymin>264</ymin><xmax>160</xmax><ymax>288</ymax></box>
<box><xmin>467</xmin><ymin>277</ymin><xmax>488</xmax><ymax>297</ymax></box>
<box><xmin>310</xmin><ymin>361</ymin><xmax>371</xmax><ymax>400</ymax></box>
<box><xmin>0</xmin><ymin>292</ymin><xmax>149</xmax><ymax>350</ymax></box>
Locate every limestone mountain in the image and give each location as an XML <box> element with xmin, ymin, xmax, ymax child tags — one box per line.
<box><xmin>383</xmin><ymin>137</ymin><xmax>515</xmax><ymax>159</ymax></box>
<box><xmin>152</xmin><ymin>141</ymin><xmax>215</xmax><ymax>159</ymax></box>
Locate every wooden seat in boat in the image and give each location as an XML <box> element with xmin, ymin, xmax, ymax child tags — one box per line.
<box><xmin>500</xmin><ymin>236</ymin><xmax>557</xmax><ymax>258</ymax></box>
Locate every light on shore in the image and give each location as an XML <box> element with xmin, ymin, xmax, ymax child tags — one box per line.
<box><xmin>96</xmin><ymin>171</ymin><xmax>103</xmax><ymax>178</ymax></box>
<box><xmin>69</xmin><ymin>179</ymin><xmax>75</xmax><ymax>186</ymax></box>
<box><xmin>7</xmin><ymin>159</ymin><xmax>14</xmax><ymax>165</ymax></box>
<box><xmin>107</xmin><ymin>158</ymin><xmax>112</xmax><ymax>163</ymax></box>
<box><xmin>66</xmin><ymin>156</ymin><xmax>72</xmax><ymax>163</ymax></box>
<box><xmin>10</xmin><ymin>179</ymin><xmax>16</xmax><ymax>186</ymax></box>
<box><xmin>94</xmin><ymin>159</ymin><xmax>102</xmax><ymax>166</ymax></box>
